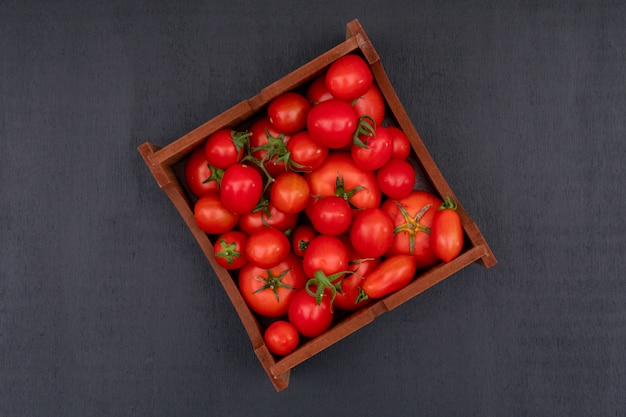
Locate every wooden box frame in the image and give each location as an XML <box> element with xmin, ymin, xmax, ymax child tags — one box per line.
<box><xmin>138</xmin><ymin>19</ymin><xmax>496</xmax><ymax>391</ymax></box>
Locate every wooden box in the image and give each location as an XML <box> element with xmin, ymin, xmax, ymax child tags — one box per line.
<box><xmin>138</xmin><ymin>19</ymin><xmax>496</xmax><ymax>391</ymax></box>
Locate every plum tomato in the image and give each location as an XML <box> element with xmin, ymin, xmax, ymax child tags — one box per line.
<box><xmin>267</xmin><ymin>92</ymin><xmax>311</xmax><ymax>134</ymax></box>
<box><xmin>430</xmin><ymin>196</ymin><xmax>465</xmax><ymax>262</ymax></box>
<box><xmin>213</xmin><ymin>230</ymin><xmax>247</xmax><ymax>270</ymax></box>
<box><xmin>270</xmin><ymin>172</ymin><xmax>310</xmax><ymax>214</ymax></box>
<box><xmin>245</xmin><ymin>226</ymin><xmax>291</xmax><ymax>269</ymax></box>
<box><xmin>193</xmin><ymin>193</ymin><xmax>239</xmax><ymax>235</ymax></box>
<box><xmin>359</xmin><ymin>255</ymin><xmax>417</xmax><ymax>300</ymax></box>
<box><xmin>219</xmin><ymin>163</ymin><xmax>264</xmax><ymax>214</ymax></box>
<box><xmin>376</xmin><ymin>158</ymin><xmax>416</xmax><ymax>200</ymax></box>
<box><xmin>325</xmin><ymin>54</ymin><xmax>373</xmax><ymax>101</ymax></box>
<box><xmin>184</xmin><ymin>147</ymin><xmax>221</xmax><ymax>198</ymax></box>
<box><xmin>264</xmin><ymin>320</ymin><xmax>299</xmax><ymax>356</ymax></box>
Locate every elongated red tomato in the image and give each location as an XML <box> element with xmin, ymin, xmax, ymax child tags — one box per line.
<box><xmin>307</xmin><ymin>99</ymin><xmax>358</xmax><ymax>149</ymax></box>
<box><xmin>360</xmin><ymin>255</ymin><xmax>417</xmax><ymax>300</ymax></box>
<box><xmin>349</xmin><ymin>208</ymin><xmax>394</xmax><ymax>258</ymax></box>
<box><xmin>430</xmin><ymin>196</ymin><xmax>464</xmax><ymax>262</ymax></box>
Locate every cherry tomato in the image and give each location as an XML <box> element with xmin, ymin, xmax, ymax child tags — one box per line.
<box><xmin>238</xmin><ymin>253</ymin><xmax>306</xmax><ymax>318</ymax></box>
<box><xmin>264</xmin><ymin>320</ymin><xmax>299</xmax><ymax>356</ymax></box>
<box><xmin>270</xmin><ymin>172</ymin><xmax>310</xmax><ymax>214</ymax></box>
<box><xmin>306</xmin><ymin>73</ymin><xmax>334</xmax><ymax>104</ymax></box>
<box><xmin>203</xmin><ymin>128</ymin><xmax>250</xmax><ymax>169</ymax></box>
<box><xmin>352</xmin><ymin>83</ymin><xmax>385</xmax><ymax>128</ymax></box>
<box><xmin>349</xmin><ymin>208</ymin><xmax>394</xmax><ymax>258</ymax></box>
<box><xmin>193</xmin><ymin>193</ymin><xmax>239</xmax><ymax>235</ymax></box>
<box><xmin>309</xmin><ymin>196</ymin><xmax>352</xmax><ymax>236</ymax></box>
<box><xmin>333</xmin><ymin>237</ymin><xmax>380</xmax><ymax>311</ymax></box>
<box><xmin>377</xmin><ymin>158</ymin><xmax>416</xmax><ymax>199</ymax></box>
<box><xmin>285</xmin><ymin>131</ymin><xmax>329</xmax><ymax>172</ymax></box>
<box><xmin>237</xmin><ymin>202</ymin><xmax>298</xmax><ymax>235</ymax></box>
<box><xmin>291</xmin><ymin>224</ymin><xmax>318</xmax><ymax>258</ymax></box>
<box><xmin>220</xmin><ymin>163</ymin><xmax>264</xmax><ymax>214</ymax></box>
<box><xmin>430</xmin><ymin>196</ymin><xmax>465</xmax><ymax>262</ymax></box>
<box><xmin>307</xmin><ymin>99</ymin><xmax>358</xmax><ymax>149</ymax></box>
<box><xmin>381</xmin><ymin>190</ymin><xmax>443</xmax><ymax>270</ymax></box>
<box><xmin>213</xmin><ymin>230</ymin><xmax>247</xmax><ymax>270</ymax></box>
<box><xmin>184</xmin><ymin>147</ymin><xmax>220</xmax><ymax>198</ymax></box>
<box><xmin>360</xmin><ymin>255</ymin><xmax>417</xmax><ymax>300</ymax></box>
<box><xmin>267</xmin><ymin>92</ymin><xmax>311</xmax><ymax>134</ymax></box>
<box><xmin>245</xmin><ymin>226</ymin><xmax>291</xmax><ymax>268</ymax></box>
<box><xmin>351</xmin><ymin>125</ymin><xmax>393</xmax><ymax>171</ymax></box>
<box><xmin>302</xmin><ymin>235</ymin><xmax>348</xmax><ymax>279</ymax></box>
<box><xmin>387</xmin><ymin>126</ymin><xmax>411</xmax><ymax>160</ymax></box>
<box><xmin>288</xmin><ymin>288</ymin><xmax>334</xmax><ymax>338</ymax></box>
<box><xmin>249</xmin><ymin>117</ymin><xmax>292</xmax><ymax>177</ymax></box>
<box><xmin>325</xmin><ymin>54</ymin><xmax>373</xmax><ymax>101</ymax></box>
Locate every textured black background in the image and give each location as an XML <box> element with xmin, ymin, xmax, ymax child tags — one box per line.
<box><xmin>2</xmin><ymin>1</ymin><xmax>625</xmax><ymax>416</ymax></box>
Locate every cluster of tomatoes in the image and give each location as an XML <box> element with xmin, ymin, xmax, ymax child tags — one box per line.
<box><xmin>183</xmin><ymin>54</ymin><xmax>464</xmax><ymax>357</ymax></box>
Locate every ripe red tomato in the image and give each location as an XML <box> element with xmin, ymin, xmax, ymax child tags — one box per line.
<box><xmin>308</xmin><ymin>196</ymin><xmax>352</xmax><ymax>236</ymax></box>
<box><xmin>288</xmin><ymin>288</ymin><xmax>334</xmax><ymax>338</ymax></box>
<box><xmin>237</xmin><ymin>202</ymin><xmax>298</xmax><ymax>234</ymax></box>
<box><xmin>306</xmin><ymin>73</ymin><xmax>334</xmax><ymax>104</ymax></box>
<box><xmin>249</xmin><ymin>117</ymin><xmax>292</xmax><ymax>177</ymax></box>
<box><xmin>291</xmin><ymin>224</ymin><xmax>318</xmax><ymax>258</ymax></box>
<box><xmin>333</xmin><ymin>237</ymin><xmax>380</xmax><ymax>311</ymax></box>
<box><xmin>245</xmin><ymin>226</ymin><xmax>291</xmax><ymax>268</ymax></box>
<box><xmin>220</xmin><ymin>164</ymin><xmax>264</xmax><ymax>214</ymax></box>
<box><xmin>360</xmin><ymin>255</ymin><xmax>417</xmax><ymax>300</ymax></box>
<box><xmin>213</xmin><ymin>230</ymin><xmax>247</xmax><ymax>270</ymax></box>
<box><xmin>377</xmin><ymin>158</ymin><xmax>416</xmax><ymax>199</ymax></box>
<box><xmin>302</xmin><ymin>235</ymin><xmax>348</xmax><ymax>279</ymax></box>
<box><xmin>238</xmin><ymin>253</ymin><xmax>306</xmax><ymax>318</ymax></box>
<box><xmin>184</xmin><ymin>147</ymin><xmax>220</xmax><ymax>198</ymax></box>
<box><xmin>270</xmin><ymin>172</ymin><xmax>310</xmax><ymax>214</ymax></box>
<box><xmin>203</xmin><ymin>128</ymin><xmax>249</xmax><ymax>169</ymax></box>
<box><xmin>264</xmin><ymin>320</ymin><xmax>299</xmax><ymax>356</ymax></box>
<box><xmin>352</xmin><ymin>83</ymin><xmax>385</xmax><ymax>128</ymax></box>
<box><xmin>304</xmin><ymin>151</ymin><xmax>381</xmax><ymax>211</ymax></box>
<box><xmin>387</xmin><ymin>126</ymin><xmax>411</xmax><ymax>160</ymax></box>
<box><xmin>325</xmin><ymin>54</ymin><xmax>373</xmax><ymax>101</ymax></box>
<box><xmin>381</xmin><ymin>190</ymin><xmax>443</xmax><ymax>270</ymax></box>
<box><xmin>193</xmin><ymin>193</ymin><xmax>239</xmax><ymax>235</ymax></box>
<box><xmin>267</xmin><ymin>92</ymin><xmax>311</xmax><ymax>134</ymax></box>
<box><xmin>351</xmin><ymin>125</ymin><xmax>393</xmax><ymax>171</ymax></box>
<box><xmin>349</xmin><ymin>208</ymin><xmax>394</xmax><ymax>258</ymax></box>
<box><xmin>307</xmin><ymin>99</ymin><xmax>358</xmax><ymax>149</ymax></box>
<box><xmin>285</xmin><ymin>131</ymin><xmax>329</xmax><ymax>172</ymax></box>
<box><xmin>430</xmin><ymin>196</ymin><xmax>465</xmax><ymax>262</ymax></box>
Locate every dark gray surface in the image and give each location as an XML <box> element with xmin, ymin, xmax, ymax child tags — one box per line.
<box><xmin>2</xmin><ymin>1</ymin><xmax>625</xmax><ymax>416</ymax></box>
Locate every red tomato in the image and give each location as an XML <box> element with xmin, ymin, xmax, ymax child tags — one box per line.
<box><xmin>349</xmin><ymin>208</ymin><xmax>394</xmax><ymax>258</ymax></box>
<box><xmin>237</xmin><ymin>202</ymin><xmax>298</xmax><ymax>234</ymax></box>
<box><xmin>351</xmin><ymin>125</ymin><xmax>393</xmax><ymax>171</ymax></box>
<box><xmin>220</xmin><ymin>164</ymin><xmax>264</xmax><ymax>214</ymax></box>
<box><xmin>285</xmin><ymin>131</ymin><xmax>329</xmax><ymax>172</ymax></box>
<box><xmin>270</xmin><ymin>172</ymin><xmax>310</xmax><ymax>214</ymax></box>
<box><xmin>238</xmin><ymin>253</ymin><xmax>306</xmax><ymax>317</ymax></box>
<box><xmin>360</xmin><ymin>255</ymin><xmax>417</xmax><ymax>300</ymax></box>
<box><xmin>184</xmin><ymin>147</ymin><xmax>221</xmax><ymax>198</ymax></box>
<box><xmin>309</xmin><ymin>196</ymin><xmax>352</xmax><ymax>236</ymax></box>
<box><xmin>249</xmin><ymin>117</ymin><xmax>292</xmax><ymax>177</ymax></box>
<box><xmin>264</xmin><ymin>320</ymin><xmax>299</xmax><ymax>356</ymax></box>
<box><xmin>193</xmin><ymin>193</ymin><xmax>239</xmax><ymax>235</ymax></box>
<box><xmin>381</xmin><ymin>190</ymin><xmax>443</xmax><ymax>270</ymax></box>
<box><xmin>352</xmin><ymin>83</ymin><xmax>385</xmax><ymax>127</ymax></box>
<box><xmin>430</xmin><ymin>196</ymin><xmax>465</xmax><ymax>262</ymax></box>
<box><xmin>267</xmin><ymin>92</ymin><xmax>311</xmax><ymax>134</ymax></box>
<box><xmin>377</xmin><ymin>158</ymin><xmax>416</xmax><ymax>199</ymax></box>
<box><xmin>203</xmin><ymin>128</ymin><xmax>250</xmax><ymax>169</ymax></box>
<box><xmin>307</xmin><ymin>99</ymin><xmax>358</xmax><ymax>149</ymax></box>
<box><xmin>245</xmin><ymin>226</ymin><xmax>291</xmax><ymax>268</ymax></box>
<box><xmin>288</xmin><ymin>288</ymin><xmax>334</xmax><ymax>338</ymax></box>
<box><xmin>291</xmin><ymin>224</ymin><xmax>318</xmax><ymax>258</ymax></box>
<box><xmin>304</xmin><ymin>152</ymin><xmax>381</xmax><ymax>211</ymax></box>
<box><xmin>333</xmin><ymin>237</ymin><xmax>380</xmax><ymax>311</ymax></box>
<box><xmin>387</xmin><ymin>126</ymin><xmax>411</xmax><ymax>160</ymax></box>
<box><xmin>325</xmin><ymin>54</ymin><xmax>373</xmax><ymax>101</ymax></box>
<box><xmin>306</xmin><ymin>73</ymin><xmax>334</xmax><ymax>104</ymax></box>
<box><xmin>302</xmin><ymin>235</ymin><xmax>348</xmax><ymax>279</ymax></box>
<box><xmin>213</xmin><ymin>230</ymin><xmax>247</xmax><ymax>270</ymax></box>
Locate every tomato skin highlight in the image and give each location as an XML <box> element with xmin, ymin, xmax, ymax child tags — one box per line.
<box><xmin>264</xmin><ymin>320</ymin><xmax>299</xmax><ymax>356</ymax></box>
<box><xmin>360</xmin><ymin>255</ymin><xmax>417</xmax><ymax>299</ymax></box>
<box><xmin>430</xmin><ymin>197</ymin><xmax>464</xmax><ymax>262</ymax></box>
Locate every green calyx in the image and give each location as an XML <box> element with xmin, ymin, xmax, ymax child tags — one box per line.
<box><xmin>352</xmin><ymin>115</ymin><xmax>376</xmax><ymax>149</ymax></box>
<box><xmin>230</xmin><ymin>130</ymin><xmax>253</xmax><ymax>160</ymax></box>
<box><xmin>253</xmin><ymin>268</ymin><xmax>295</xmax><ymax>303</ymax></box>
<box><xmin>215</xmin><ymin>238</ymin><xmax>242</xmax><ymax>265</ymax></box>
<box><xmin>334</xmin><ymin>175</ymin><xmax>365</xmax><ymax>209</ymax></box>
<box><xmin>439</xmin><ymin>195</ymin><xmax>458</xmax><ymax>211</ymax></box>
<box><xmin>393</xmin><ymin>201</ymin><xmax>432</xmax><ymax>255</ymax></box>
<box><xmin>305</xmin><ymin>269</ymin><xmax>352</xmax><ymax>306</ymax></box>
<box><xmin>202</xmin><ymin>164</ymin><xmax>225</xmax><ymax>185</ymax></box>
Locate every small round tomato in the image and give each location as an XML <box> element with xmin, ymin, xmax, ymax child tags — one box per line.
<box><xmin>264</xmin><ymin>320</ymin><xmax>299</xmax><ymax>356</ymax></box>
<box><xmin>377</xmin><ymin>158</ymin><xmax>416</xmax><ymax>199</ymax></box>
<box><xmin>352</xmin><ymin>83</ymin><xmax>385</xmax><ymax>128</ymax></box>
<box><xmin>203</xmin><ymin>128</ymin><xmax>249</xmax><ymax>169</ymax></box>
<box><xmin>302</xmin><ymin>235</ymin><xmax>348</xmax><ymax>279</ymax></box>
<box><xmin>267</xmin><ymin>92</ymin><xmax>311</xmax><ymax>134</ymax></box>
<box><xmin>307</xmin><ymin>99</ymin><xmax>358</xmax><ymax>149</ymax></box>
<box><xmin>238</xmin><ymin>253</ymin><xmax>306</xmax><ymax>318</ymax></box>
<box><xmin>351</xmin><ymin>125</ymin><xmax>393</xmax><ymax>171</ymax></box>
<box><xmin>285</xmin><ymin>131</ymin><xmax>329</xmax><ymax>172</ymax></box>
<box><xmin>306</xmin><ymin>73</ymin><xmax>334</xmax><ymax>104</ymax></box>
<box><xmin>308</xmin><ymin>195</ymin><xmax>352</xmax><ymax>236</ymax></box>
<box><xmin>349</xmin><ymin>208</ymin><xmax>394</xmax><ymax>258</ymax></box>
<box><xmin>291</xmin><ymin>224</ymin><xmax>318</xmax><ymax>257</ymax></box>
<box><xmin>193</xmin><ymin>193</ymin><xmax>239</xmax><ymax>235</ymax></box>
<box><xmin>249</xmin><ymin>117</ymin><xmax>292</xmax><ymax>177</ymax></box>
<box><xmin>387</xmin><ymin>126</ymin><xmax>411</xmax><ymax>160</ymax></box>
<box><xmin>430</xmin><ymin>196</ymin><xmax>464</xmax><ymax>262</ymax></box>
<box><xmin>238</xmin><ymin>202</ymin><xmax>298</xmax><ymax>234</ymax></box>
<box><xmin>184</xmin><ymin>147</ymin><xmax>220</xmax><ymax>198</ymax></box>
<box><xmin>325</xmin><ymin>54</ymin><xmax>373</xmax><ymax>101</ymax></box>
<box><xmin>288</xmin><ymin>289</ymin><xmax>334</xmax><ymax>338</ymax></box>
<box><xmin>213</xmin><ymin>230</ymin><xmax>247</xmax><ymax>270</ymax></box>
<box><xmin>270</xmin><ymin>172</ymin><xmax>310</xmax><ymax>214</ymax></box>
<box><xmin>245</xmin><ymin>226</ymin><xmax>291</xmax><ymax>268</ymax></box>
<box><xmin>333</xmin><ymin>237</ymin><xmax>380</xmax><ymax>311</ymax></box>
<box><xmin>220</xmin><ymin>164</ymin><xmax>264</xmax><ymax>214</ymax></box>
